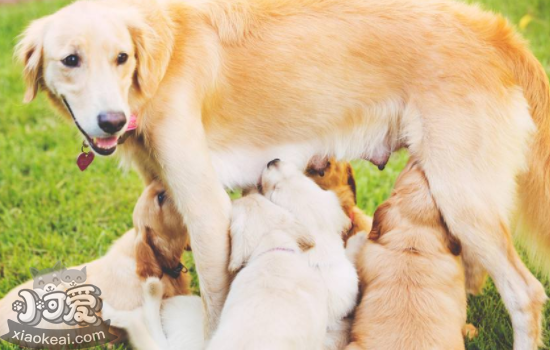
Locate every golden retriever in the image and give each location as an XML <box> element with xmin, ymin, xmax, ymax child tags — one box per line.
<box><xmin>209</xmin><ymin>191</ymin><xmax>326</xmax><ymax>350</ymax></box>
<box><xmin>262</xmin><ymin>159</ymin><xmax>358</xmax><ymax>350</ymax></box>
<box><xmin>0</xmin><ymin>180</ymin><xmax>190</xmax><ymax>339</ymax></box>
<box><xmin>306</xmin><ymin>158</ymin><xmax>372</xmax><ymax>243</ymax></box>
<box><xmin>17</xmin><ymin>0</ymin><xmax>549</xmax><ymax>344</ymax></box>
<box><xmin>345</xmin><ymin>159</ymin><xmax>469</xmax><ymax>350</ymax></box>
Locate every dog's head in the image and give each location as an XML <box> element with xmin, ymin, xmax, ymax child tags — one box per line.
<box><xmin>16</xmin><ymin>1</ymin><xmax>173</xmax><ymax>155</ymax></box>
<box><xmin>369</xmin><ymin>158</ymin><xmax>461</xmax><ymax>255</ymax></box>
<box><xmin>132</xmin><ymin>180</ymin><xmax>189</xmax><ymax>288</ymax></box>
<box><xmin>262</xmin><ymin>159</ymin><xmax>351</xmax><ymax>236</ymax></box>
<box><xmin>306</xmin><ymin>157</ymin><xmax>357</xmax><ymax>216</ymax></box>
<box><xmin>229</xmin><ymin>193</ymin><xmax>315</xmax><ymax>273</ymax></box>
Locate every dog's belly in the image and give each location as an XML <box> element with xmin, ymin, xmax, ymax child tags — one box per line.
<box><xmin>210</xmin><ymin>142</ymin><xmax>316</xmax><ymax>189</ymax></box>
<box><xmin>209</xmin><ymin>118</ymin><xmax>400</xmax><ymax>189</ymax></box>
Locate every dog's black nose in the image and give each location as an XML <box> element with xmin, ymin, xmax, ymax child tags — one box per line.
<box><xmin>98</xmin><ymin>112</ymin><xmax>126</xmax><ymax>134</ymax></box>
<box><xmin>267</xmin><ymin>159</ymin><xmax>280</xmax><ymax>168</ymax></box>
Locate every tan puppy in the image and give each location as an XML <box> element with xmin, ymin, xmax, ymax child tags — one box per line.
<box><xmin>0</xmin><ymin>181</ymin><xmax>190</xmax><ymax>337</ymax></box>
<box><xmin>346</xmin><ymin>159</ymin><xmax>469</xmax><ymax>350</ymax></box>
<box><xmin>307</xmin><ymin>158</ymin><xmax>372</xmax><ymax>243</ymax></box>
<box><xmin>17</xmin><ymin>0</ymin><xmax>549</xmax><ymax>341</ymax></box>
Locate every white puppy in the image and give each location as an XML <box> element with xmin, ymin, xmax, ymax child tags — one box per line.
<box><xmin>102</xmin><ymin>277</ymin><xmax>204</xmax><ymax>350</ymax></box>
<box><xmin>262</xmin><ymin>159</ymin><xmax>359</xmax><ymax>350</ymax></box>
<box><xmin>207</xmin><ymin>193</ymin><xmax>328</xmax><ymax>350</ymax></box>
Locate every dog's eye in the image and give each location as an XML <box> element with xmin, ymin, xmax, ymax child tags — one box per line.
<box><xmin>77</xmin><ymin>276</ymin><xmax>82</xmax><ymax>281</ymax></box>
<box><xmin>117</xmin><ymin>53</ymin><xmax>129</xmax><ymax>65</ymax></box>
<box><xmin>157</xmin><ymin>191</ymin><xmax>166</xmax><ymax>206</ymax></box>
<box><xmin>65</xmin><ymin>276</ymin><xmax>70</xmax><ymax>281</ymax></box>
<box><xmin>53</xmin><ymin>277</ymin><xmax>59</xmax><ymax>282</ymax></box>
<box><xmin>39</xmin><ymin>280</ymin><xmax>44</xmax><ymax>285</ymax></box>
<box><xmin>61</xmin><ymin>54</ymin><xmax>80</xmax><ymax>67</ymax></box>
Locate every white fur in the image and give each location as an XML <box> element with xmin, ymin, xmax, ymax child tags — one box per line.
<box><xmin>102</xmin><ymin>277</ymin><xmax>204</xmax><ymax>350</ymax></box>
<box><xmin>261</xmin><ymin>161</ymin><xmax>359</xmax><ymax>350</ymax></box>
<box><xmin>208</xmin><ymin>193</ymin><xmax>328</xmax><ymax>350</ymax></box>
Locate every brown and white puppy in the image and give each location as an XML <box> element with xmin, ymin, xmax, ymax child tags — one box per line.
<box><xmin>345</xmin><ymin>159</ymin><xmax>469</xmax><ymax>350</ymax></box>
<box><xmin>0</xmin><ymin>180</ymin><xmax>190</xmax><ymax>338</ymax></box>
<box><xmin>307</xmin><ymin>158</ymin><xmax>372</xmax><ymax>244</ymax></box>
<box><xmin>17</xmin><ymin>0</ymin><xmax>549</xmax><ymax>341</ymax></box>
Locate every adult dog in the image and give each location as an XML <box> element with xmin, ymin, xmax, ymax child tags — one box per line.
<box><xmin>17</xmin><ymin>0</ymin><xmax>549</xmax><ymax>345</ymax></box>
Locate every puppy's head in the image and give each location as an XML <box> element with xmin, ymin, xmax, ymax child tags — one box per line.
<box><xmin>229</xmin><ymin>193</ymin><xmax>314</xmax><ymax>273</ymax></box>
<box><xmin>307</xmin><ymin>158</ymin><xmax>357</xmax><ymax>218</ymax></box>
<box><xmin>16</xmin><ymin>1</ymin><xmax>173</xmax><ymax>156</ymax></box>
<box><xmin>369</xmin><ymin>158</ymin><xmax>461</xmax><ymax>255</ymax></box>
<box><xmin>133</xmin><ymin>181</ymin><xmax>189</xmax><ymax>287</ymax></box>
<box><xmin>262</xmin><ymin>159</ymin><xmax>351</xmax><ymax>237</ymax></box>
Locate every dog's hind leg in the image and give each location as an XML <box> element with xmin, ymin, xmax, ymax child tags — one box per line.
<box><xmin>410</xmin><ymin>90</ymin><xmax>547</xmax><ymax>350</ymax></box>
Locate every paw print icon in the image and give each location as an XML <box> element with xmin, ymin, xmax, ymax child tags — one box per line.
<box><xmin>12</xmin><ymin>300</ymin><xmax>24</xmax><ymax>313</ymax></box>
<box><xmin>36</xmin><ymin>300</ymin><xmax>45</xmax><ymax>311</ymax></box>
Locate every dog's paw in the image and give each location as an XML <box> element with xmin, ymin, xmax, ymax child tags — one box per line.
<box><xmin>144</xmin><ymin>277</ymin><xmax>163</xmax><ymax>298</ymax></box>
<box><xmin>12</xmin><ymin>300</ymin><xmax>24</xmax><ymax>313</ymax></box>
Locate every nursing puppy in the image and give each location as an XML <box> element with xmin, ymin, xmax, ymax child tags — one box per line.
<box><xmin>346</xmin><ymin>159</ymin><xmax>469</xmax><ymax>350</ymax></box>
<box><xmin>0</xmin><ymin>180</ymin><xmax>190</xmax><ymax>337</ymax></box>
<box><xmin>262</xmin><ymin>160</ymin><xmax>359</xmax><ymax>350</ymax></box>
<box><xmin>307</xmin><ymin>158</ymin><xmax>372</xmax><ymax>243</ymax></box>
<box><xmin>103</xmin><ymin>277</ymin><xmax>204</xmax><ymax>350</ymax></box>
<box><xmin>17</xmin><ymin>0</ymin><xmax>549</xmax><ymax>342</ymax></box>
<box><xmin>208</xmin><ymin>192</ymin><xmax>327</xmax><ymax>350</ymax></box>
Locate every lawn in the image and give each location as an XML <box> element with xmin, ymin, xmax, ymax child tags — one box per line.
<box><xmin>0</xmin><ymin>0</ymin><xmax>549</xmax><ymax>349</ymax></box>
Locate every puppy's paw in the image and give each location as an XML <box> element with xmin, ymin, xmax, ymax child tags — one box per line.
<box><xmin>144</xmin><ymin>277</ymin><xmax>163</xmax><ymax>299</ymax></box>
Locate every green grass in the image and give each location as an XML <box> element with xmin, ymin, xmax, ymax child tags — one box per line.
<box><xmin>0</xmin><ymin>0</ymin><xmax>549</xmax><ymax>349</ymax></box>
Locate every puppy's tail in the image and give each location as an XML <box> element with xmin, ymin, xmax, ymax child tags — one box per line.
<box><xmin>499</xmin><ymin>19</ymin><xmax>550</xmax><ymax>279</ymax></box>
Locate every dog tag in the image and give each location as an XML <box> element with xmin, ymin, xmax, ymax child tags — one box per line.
<box><xmin>76</xmin><ymin>142</ymin><xmax>94</xmax><ymax>171</ymax></box>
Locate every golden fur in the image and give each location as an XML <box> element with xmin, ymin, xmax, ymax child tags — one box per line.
<box><xmin>17</xmin><ymin>0</ymin><xmax>549</xmax><ymax>343</ymax></box>
<box><xmin>307</xmin><ymin>158</ymin><xmax>372</xmax><ymax>242</ymax></box>
<box><xmin>0</xmin><ymin>181</ymin><xmax>190</xmax><ymax>339</ymax></box>
<box><xmin>346</xmin><ymin>159</ymin><xmax>468</xmax><ymax>350</ymax></box>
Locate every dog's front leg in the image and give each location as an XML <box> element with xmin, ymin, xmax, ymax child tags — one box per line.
<box><xmin>151</xmin><ymin>107</ymin><xmax>231</xmax><ymax>337</ymax></box>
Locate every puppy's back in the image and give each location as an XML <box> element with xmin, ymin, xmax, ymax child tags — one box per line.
<box><xmin>349</xmin><ymin>160</ymin><xmax>467</xmax><ymax>350</ymax></box>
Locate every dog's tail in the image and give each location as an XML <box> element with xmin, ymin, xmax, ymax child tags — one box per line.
<box><xmin>497</xmin><ymin>18</ymin><xmax>550</xmax><ymax>279</ymax></box>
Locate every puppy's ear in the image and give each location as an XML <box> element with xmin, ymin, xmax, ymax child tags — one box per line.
<box><xmin>292</xmin><ymin>223</ymin><xmax>315</xmax><ymax>252</ymax></box>
<box><xmin>15</xmin><ymin>16</ymin><xmax>50</xmax><ymax>103</ymax></box>
<box><xmin>135</xmin><ymin>227</ymin><xmax>163</xmax><ymax>278</ymax></box>
<box><xmin>369</xmin><ymin>202</ymin><xmax>390</xmax><ymax>240</ymax></box>
<box><xmin>126</xmin><ymin>7</ymin><xmax>174</xmax><ymax>99</ymax></box>
<box><xmin>228</xmin><ymin>228</ymin><xmax>247</xmax><ymax>274</ymax></box>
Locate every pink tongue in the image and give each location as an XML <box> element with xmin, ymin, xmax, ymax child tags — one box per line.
<box><xmin>95</xmin><ymin>136</ymin><xmax>118</xmax><ymax>149</ymax></box>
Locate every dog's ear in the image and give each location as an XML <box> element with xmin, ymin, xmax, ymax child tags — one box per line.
<box><xmin>228</xmin><ymin>227</ymin><xmax>248</xmax><ymax>274</ymax></box>
<box><xmin>291</xmin><ymin>222</ymin><xmax>315</xmax><ymax>252</ymax></box>
<box><xmin>135</xmin><ymin>227</ymin><xmax>163</xmax><ymax>278</ymax></box>
<box><xmin>15</xmin><ymin>16</ymin><xmax>50</xmax><ymax>103</ymax></box>
<box><xmin>369</xmin><ymin>202</ymin><xmax>391</xmax><ymax>240</ymax></box>
<box><xmin>125</xmin><ymin>7</ymin><xmax>174</xmax><ymax>99</ymax></box>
